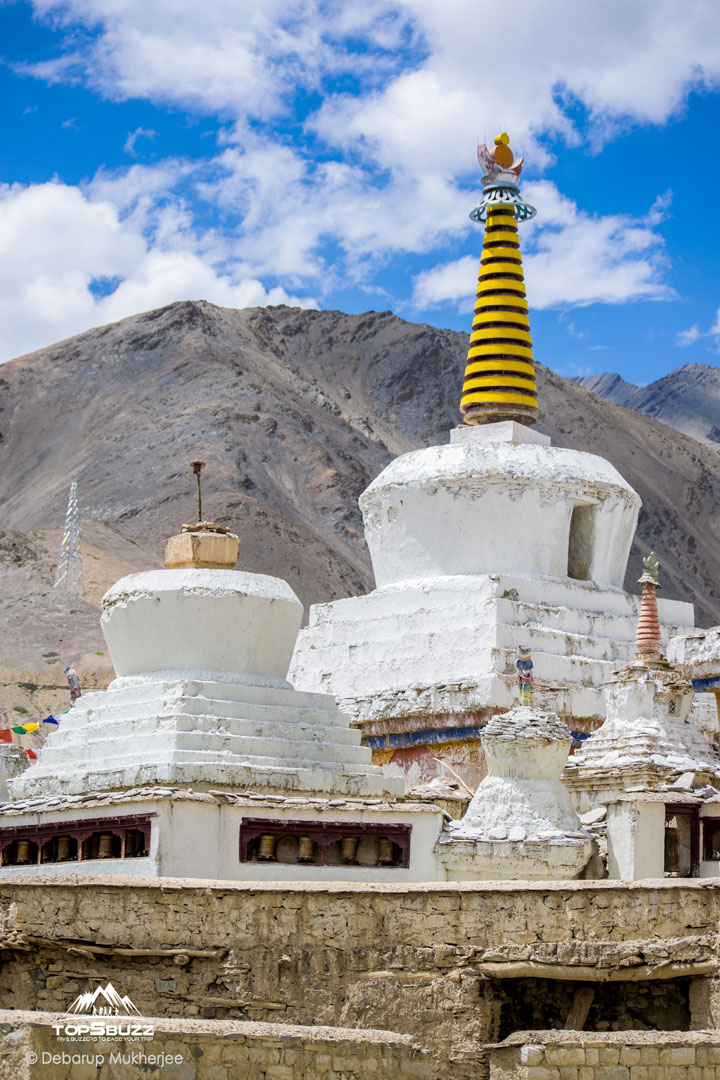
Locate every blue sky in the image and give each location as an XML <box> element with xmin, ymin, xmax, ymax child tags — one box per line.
<box><xmin>1</xmin><ymin>0</ymin><xmax>719</xmax><ymax>385</ymax></box>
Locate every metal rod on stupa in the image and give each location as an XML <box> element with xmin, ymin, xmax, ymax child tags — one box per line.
<box><xmin>460</xmin><ymin>132</ymin><xmax>538</xmax><ymax>427</ymax></box>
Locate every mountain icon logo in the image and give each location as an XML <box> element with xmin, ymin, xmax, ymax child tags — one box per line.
<box><xmin>66</xmin><ymin>983</ymin><xmax>142</xmax><ymax>1016</ymax></box>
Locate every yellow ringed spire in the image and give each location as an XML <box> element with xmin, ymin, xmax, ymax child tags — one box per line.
<box><xmin>460</xmin><ymin>133</ymin><xmax>538</xmax><ymax>427</ymax></box>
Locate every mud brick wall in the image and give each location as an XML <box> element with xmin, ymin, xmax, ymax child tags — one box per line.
<box><xmin>0</xmin><ymin>1010</ymin><xmax>432</xmax><ymax>1080</ymax></box>
<box><xmin>0</xmin><ymin>876</ymin><xmax>719</xmax><ymax>1080</ymax></box>
<box><xmin>487</xmin><ymin>1031</ymin><xmax>720</xmax><ymax>1079</ymax></box>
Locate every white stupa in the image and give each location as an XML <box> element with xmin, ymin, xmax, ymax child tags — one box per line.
<box><xmin>0</xmin><ymin>474</ymin><xmax>447</xmax><ymax>883</ymax></box>
<box><xmin>438</xmin><ymin>705</ymin><xmax>595</xmax><ymax>880</ymax></box>
<box><xmin>291</xmin><ymin>421</ymin><xmax>697</xmax><ymax>767</ymax></box>
<box><xmin>291</xmin><ymin>134</ymin><xmax>702</xmax><ymax>781</ymax></box>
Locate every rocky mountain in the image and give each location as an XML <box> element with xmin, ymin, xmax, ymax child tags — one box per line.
<box><xmin>575</xmin><ymin>364</ymin><xmax>720</xmax><ymax>445</ymax></box>
<box><xmin>0</xmin><ymin>301</ymin><xmax>719</xmax><ymax>685</ymax></box>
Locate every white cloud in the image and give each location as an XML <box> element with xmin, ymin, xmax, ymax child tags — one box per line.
<box><xmin>676</xmin><ymin>325</ymin><xmax>702</xmax><ymax>347</ymax></box>
<box><xmin>0</xmin><ymin>178</ymin><xmax>315</xmax><ymax>362</ymax></box>
<box><xmin>10</xmin><ymin>0</ymin><xmax>720</xmax><ymax>357</ymax></box>
<box><xmin>123</xmin><ymin>126</ymin><xmax>157</xmax><ymax>156</ymax></box>
<box><xmin>412</xmin><ymin>182</ymin><xmax>671</xmax><ymax>311</ymax></box>
<box><xmin>675</xmin><ymin>309</ymin><xmax>720</xmax><ymax>351</ymax></box>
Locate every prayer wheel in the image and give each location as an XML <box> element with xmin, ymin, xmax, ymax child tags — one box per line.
<box><xmin>16</xmin><ymin>840</ymin><xmax>33</xmax><ymax>864</ymax></box>
<box><xmin>340</xmin><ymin>836</ymin><xmax>358</xmax><ymax>863</ymax></box>
<box><xmin>378</xmin><ymin>838</ymin><xmax>395</xmax><ymax>865</ymax></box>
<box><xmin>257</xmin><ymin>834</ymin><xmax>277</xmax><ymax>860</ymax></box>
<box><xmin>57</xmin><ymin>836</ymin><xmax>73</xmax><ymax>861</ymax></box>
<box><xmin>298</xmin><ymin>836</ymin><xmax>315</xmax><ymax>862</ymax></box>
<box><xmin>98</xmin><ymin>833</ymin><xmax>114</xmax><ymax>859</ymax></box>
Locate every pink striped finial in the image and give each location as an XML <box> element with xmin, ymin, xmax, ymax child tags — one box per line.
<box><xmin>635</xmin><ymin>551</ymin><xmax>663</xmax><ymax>659</ymax></box>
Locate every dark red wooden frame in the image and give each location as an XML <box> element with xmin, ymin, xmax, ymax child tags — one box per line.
<box><xmin>239</xmin><ymin>817</ymin><xmax>411</xmax><ymax>868</ymax></box>
<box><xmin>0</xmin><ymin>815</ymin><xmax>153</xmax><ymax>866</ymax></box>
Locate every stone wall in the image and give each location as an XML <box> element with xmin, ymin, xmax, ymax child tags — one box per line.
<box><xmin>487</xmin><ymin>1031</ymin><xmax>720</xmax><ymax>1079</ymax></box>
<box><xmin>0</xmin><ymin>1010</ymin><xmax>432</xmax><ymax>1080</ymax></box>
<box><xmin>0</xmin><ymin>876</ymin><xmax>719</xmax><ymax>1079</ymax></box>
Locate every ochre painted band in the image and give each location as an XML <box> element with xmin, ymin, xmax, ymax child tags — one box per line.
<box><xmin>464</xmin><ymin>358</ymin><xmax>535</xmax><ymax>377</ymax></box>
<box><xmin>470</xmin><ymin>327</ymin><xmax>532</xmax><ymax>344</ymax></box>
<box><xmin>463</xmin><ymin>375</ymin><xmax>537</xmax><ymax>391</ymax></box>
<box><xmin>467</xmin><ymin>342</ymin><xmax>534</xmax><ymax>360</ymax></box>
<box><xmin>461</xmin><ymin>391</ymin><xmax>538</xmax><ymax>407</ymax></box>
<box><xmin>476</xmin><ymin>279</ymin><xmax>527</xmax><ymax>295</ymax></box>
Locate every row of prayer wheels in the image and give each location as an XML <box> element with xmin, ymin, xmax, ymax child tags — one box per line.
<box><xmin>257</xmin><ymin>833</ymin><xmax>396</xmax><ymax>866</ymax></box>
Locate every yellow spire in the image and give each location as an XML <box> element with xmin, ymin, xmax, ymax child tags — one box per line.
<box><xmin>460</xmin><ymin>135</ymin><xmax>538</xmax><ymax>427</ymax></box>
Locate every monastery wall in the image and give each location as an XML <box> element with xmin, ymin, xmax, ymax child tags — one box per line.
<box><xmin>487</xmin><ymin>1031</ymin><xmax>720</xmax><ymax>1079</ymax></box>
<box><xmin>0</xmin><ymin>877</ymin><xmax>719</xmax><ymax>1078</ymax></box>
<box><xmin>0</xmin><ymin>1011</ymin><xmax>431</xmax><ymax>1080</ymax></box>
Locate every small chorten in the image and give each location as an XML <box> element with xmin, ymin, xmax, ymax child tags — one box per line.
<box><xmin>164</xmin><ymin>460</ymin><xmax>239</xmax><ymax>570</ymax></box>
<box><xmin>437</xmin><ymin>705</ymin><xmax>595</xmax><ymax>880</ymax></box>
<box><xmin>565</xmin><ymin>551</ymin><xmax>720</xmax><ymax>808</ymax></box>
<box><xmin>460</xmin><ymin>133</ymin><xmax>538</xmax><ymax>427</ymax></box>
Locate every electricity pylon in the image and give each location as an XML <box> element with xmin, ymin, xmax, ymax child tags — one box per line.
<box><xmin>53</xmin><ymin>481</ymin><xmax>85</xmax><ymax>597</ymax></box>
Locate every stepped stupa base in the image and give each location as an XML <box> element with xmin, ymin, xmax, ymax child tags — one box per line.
<box><xmin>8</xmin><ymin>675</ymin><xmax>401</xmax><ymax>801</ymax></box>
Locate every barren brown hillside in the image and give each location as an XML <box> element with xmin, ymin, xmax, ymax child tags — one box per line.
<box><xmin>0</xmin><ymin>299</ymin><xmax>718</xmax><ymax>712</ymax></box>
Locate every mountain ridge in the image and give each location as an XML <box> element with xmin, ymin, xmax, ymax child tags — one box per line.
<box><xmin>1</xmin><ymin>299</ymin><xmax>719</xmax><ymax>633</ymax></box>
<box><xmin>574</xmin><ymin>363</ymin><xmax>720</xmax><ymax>445</ymax></box>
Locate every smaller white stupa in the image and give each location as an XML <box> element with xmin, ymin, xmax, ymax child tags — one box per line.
<box><xmin>0</xmin><ymin>465</ymin><xmax>451</xmax><ymax>883</ymax></box>
<box><xmin>437</xmin><ymin>705</ymin><xmax>595</xmax><ymax>880</ymax></box>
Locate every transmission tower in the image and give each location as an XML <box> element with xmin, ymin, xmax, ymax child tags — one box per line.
<box><xmin>54</xmin><ymin>481</ymin><xmax>85</xmax><ymax>597</ymax></box>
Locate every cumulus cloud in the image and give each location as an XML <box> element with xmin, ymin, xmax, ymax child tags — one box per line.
<box><xmin>9</xmin><ymin>0</ymin><xmax>720</xmax><ymax>357</ymax></box>
<box><xmin>676</xmin><ymin>325</ymin><xmax>702</xmax><ymax>347</ymax></box>
<box><xmin>0</xmin><ymin>178</ymin><xmax>315</xmax><ymax>361</ymax></box>
<box><xmin>412</xmin><ymin>182</ymin><xmax>671</xmax><ymax>311</ymax></box>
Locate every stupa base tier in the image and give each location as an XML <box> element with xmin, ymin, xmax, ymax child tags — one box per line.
<box><xmin>0</xmin><ymin>791</ymin><xmax>444</xmax><ymax>883</ymax></box>
<box><xmin>437</xmin><ymin>835</ymin><xmax>595</xmax><ymax>880</ymax></box>
<box><xmin>291</xmin><ymin>573</ymin><xmax>696</xmax><ymax>743</ymax></box>
<box><xmin>461</xmin><ymin>402</ymin><xmax>537</xmax><ymax>426</ymax></box>
<box><xmin>8</xmin><ymin>678</ymin><xmax>403</xmax><ymax>801</ymax></box>
<box><xmin>564</xmin><ymin>761</ymin><xmax>720</xmax><ymax>816</ymax></box>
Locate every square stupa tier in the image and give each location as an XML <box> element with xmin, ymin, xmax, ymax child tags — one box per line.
<box><xmin>290</xmin><ymin>424</ymin><xmax>705</xmax><ymax>770</ymax></box>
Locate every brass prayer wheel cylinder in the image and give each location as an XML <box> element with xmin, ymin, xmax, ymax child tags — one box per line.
<box><xmin>57</xmin><ymin>836</ymin><xmax>73</xmax><ymax>861</ymax></box>
<box><xmin>16</xmin><ymin>840</ymin><xmax>33</xmax><ymax>864</ymax></box>
<box><xmin>298</xmin><ymin>836</ymin><xmax>315</xmax><ymax>862</ymax></box>
<box><xmin>98</xmin><ymin>833</ymin><xmax>114</xmax><ymax>859</ymax></box>
<box><xmin>340</xmin><ymin>836</ymin><xmax>358</xmax><ymax>863</ymax></box>
<box><xmin>378</xmin><ymin>837</ymin><xmax>394</xmax><ymax>865</ymax></box>
<box><xmin>257</xmin><ymin>834</ymin><xmax>277</xmax><ymax>860</ymax></box>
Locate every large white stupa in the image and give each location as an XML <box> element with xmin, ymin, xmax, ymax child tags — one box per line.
<box><xmin>290</xmin><ymin>136</ymin><xmax>702</xmax><ymax>785</ymax></box>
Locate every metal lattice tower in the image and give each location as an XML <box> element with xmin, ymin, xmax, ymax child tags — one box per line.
<box><xmin>53</xmin><ymin>481</ymin><xmax>85</xmax><ymax>597</ymax></box>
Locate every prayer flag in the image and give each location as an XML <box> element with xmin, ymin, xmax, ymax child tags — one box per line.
<box><xmin>43</xmin><ymin>715</ymin><xmax>59</xmax><ymax>725</ymax></box>
<box><xmin>23</xmin><ymin>723</ymin><xmax>39</xmax><ymax>733</ymax></box>
<box><xmin>26</xmin><ymin>749</ymin><xmax>37</xmax><ymax>760</ymax></box>
<box><xmin>0</xmin><ymin>729</ymin><xmax>11</xmax><ymax>744</ymax></box>
<box><xmin>11</xmin><ymin>726</ymin><xmax>27</xmax><ymax>735</ymax></box>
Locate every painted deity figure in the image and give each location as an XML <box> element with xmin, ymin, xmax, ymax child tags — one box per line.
<box><xmin>516</xmin><ymin>645</ymin><xmax>534</xmax><ymax>703</ymax></box>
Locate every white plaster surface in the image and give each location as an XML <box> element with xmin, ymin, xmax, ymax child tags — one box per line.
<box><xmin>668</xmin><ymin>627</ymin><xmax>720</xmax><ymax>680</ymax></box>
<box><xmin>359</xmin><ymin>436</ymin><xmax>639</xmax><ymax>588</ymax></box>
<box><xmin>606</xmin><ymin>800</ymin><xmax>665</xmax><ymax>880</ymax></box>
<box><xmin>291</xmin><ymin>427</ymin><xmax>697</xmax><ymax>736</ymax></box>
<box><xmin>102</xmin><ymin>569</ymin><xmax>303</xmax><ymax>683</ymax></box>
<box><xmin>571</xmin><ymin>669</ymin><xmax>720</xmax><ymax>779</ymax></box>
<box><xmin>9</xmin><ymin>570</ymin><xmax>402</xmax><ymax>801</ymax></box>
<box><xmin>291</xmin><ymin>572</ymin><xmax>695</xmax><ymax>729</ymax></box>
<box><xmin>0</xmin><ymin>747</ymin><xmax>29</xmax><ymax>800</ymax></box>
<box><xmin>0</xmin><ymin>795</ymin><xmax>444</xmax><ymax>882</ymax></box>
<box><xmin>438</xmin><ymin>707</ymin><xmax>593</xmax><ymax>880</ymax></box>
